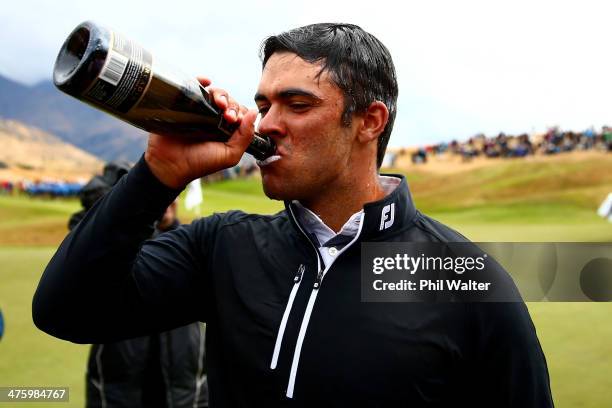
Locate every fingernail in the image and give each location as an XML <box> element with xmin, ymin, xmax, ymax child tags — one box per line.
<box><xmin>228</xmin><ymin>109</ymin><xmax>237</xmax><ymax>120</ymax></box>
<box><xmin>220</xmin><ymin>95</ymin><xmax>228</xmax><ymax>106</ymax></box>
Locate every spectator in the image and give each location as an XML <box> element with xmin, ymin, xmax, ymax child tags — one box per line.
<box><xmin>68</xmin><ymin>162</ymin><xmax>208</xmax><ymax>408</ymax></box>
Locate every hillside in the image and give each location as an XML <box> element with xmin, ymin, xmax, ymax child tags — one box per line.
<box><xmin>0</xmin><ymin>150</ymin><xmax>609</xmax><ymax>244</ymax></box>
<box><xmin>0</xmin><ymin>119</ymin><xmax>103</xmax><ymax>180</ymax></box>
<box><xmin>394</xmin><ymin>151</ymin><xmax>612</xmax><ymax>214</ymax></box>
<box><xmin>0</xmin><ymin>75</ymin><xmax>147</xmax><ymax>161</ymax></box>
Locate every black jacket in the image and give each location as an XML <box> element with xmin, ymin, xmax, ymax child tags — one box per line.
<box><xmin>86</xmin><ymin>324</ymin><xmax>208</xmax><ymax>408</ymax></box>
<box><xmin>33</xmin><ymin>157</ymin><xmax>553</xmax><ymax>407</ymax></box>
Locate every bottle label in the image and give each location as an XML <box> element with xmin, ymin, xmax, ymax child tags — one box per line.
<box><xmin>83</xmin><ymin>31</ymin><xmax>153</xmax><ymax>113</ymax></box>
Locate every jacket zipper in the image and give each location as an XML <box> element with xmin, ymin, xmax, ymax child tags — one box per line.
<box><xmin>269</xmin><ymin>205</ymin><xmax>323</xmax><ymax>371</ymax></box>
<box><xmin>270</xmin><ymin>263</ymin><xmax>306</xmax><ymax>369</ymax></box>
<box><xmin>283</xmin><ymin>206</ymin><xmax>365</xmax><ymax>398</ymax></box>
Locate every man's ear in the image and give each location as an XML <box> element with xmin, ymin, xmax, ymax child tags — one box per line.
<box><xmin>357</xmin><ymin>101</ymin><xmax>389</xmax><ymax>144</ymax></box>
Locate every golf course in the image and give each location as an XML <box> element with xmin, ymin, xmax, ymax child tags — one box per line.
<box><xmin>1</xmin><ymin>151</ymin><xmax>611</xmax><ymax>407</ymax></box>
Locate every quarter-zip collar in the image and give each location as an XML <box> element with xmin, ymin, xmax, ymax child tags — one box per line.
<box><xmin>285</xmin><ymin>174</ymin><xmax>416</xmax><ymax>242</ymax></box>
<box><xmin>360</xmin><ymin>174</ymin><xmax>417</xmax><ymax>239</ymax></box>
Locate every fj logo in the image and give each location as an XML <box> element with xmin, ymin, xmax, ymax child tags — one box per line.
<box><xmin>379</xmin><ymin>203</ymin><xmax>395</xmax><ymax>231</ymax></box>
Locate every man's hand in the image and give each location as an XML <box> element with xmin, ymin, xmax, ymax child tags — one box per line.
<box><xmin>145</xmin><ymin>77</ymin><xmax>256</xmax><ymax>189</ymax></box>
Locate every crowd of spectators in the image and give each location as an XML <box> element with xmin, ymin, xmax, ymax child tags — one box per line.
<box><xmin>410</xmin><ymin>126</ymin><xmax>612</xmax><ymax>164</ymax></box>
<box><xmin>3</xmin><ymin>126</ymin><xmax>609</xmax><ymax>193</ymax></box>
<box><xmin>0</xmin><ymin>155</ymin><xmax>260</xmax><ymax>198</ymax></box>
<box><xmin>0</xmin><ymin>179</ymin><xmax>83</xmax><ymax>197</ymax></box>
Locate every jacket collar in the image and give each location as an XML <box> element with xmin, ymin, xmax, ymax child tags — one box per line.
<box><xmin>360</xmin><ymin>174</ymin><xmax>417</xmax><ymax>240</ymax></box>
<box><xmin>285</xmin><ymin>174</ymin><xmax>417</xmax><ymax>242</ymax></box>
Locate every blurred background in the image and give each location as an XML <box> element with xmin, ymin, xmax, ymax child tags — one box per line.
<box><xmin>1</xmin><ymin>0</ymin><xmax>611</xmax><ymax>406</ymax></box>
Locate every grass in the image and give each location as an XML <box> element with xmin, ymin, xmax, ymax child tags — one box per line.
<box><xmin>0</xmin><ymin>152</ymin><xmax>611</xmax><ymax>406</ymax></box>
<box><xmin>527</xmin><ymin>302</ymin><xmax>612</xmax><ymax>407</ymax></box>
<box><xmin>0</xmin><ymin>195</ymin><xmax>79</xmax><ymax>246</ymax></box>
<box><xmin>0</xmin><ymin>247</ymin><xmax>89</xmax><ymax>408</ymax></box>
<box><xmin>185</xmin><ymin>178</ymin><xmax>284</xmax><ymax>218</ymax></box>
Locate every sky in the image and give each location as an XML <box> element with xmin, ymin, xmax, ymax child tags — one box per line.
<box><xmin>1</xmin><ymin>0</ymin><xmax>611</xmax><ymax>147</ymax></box>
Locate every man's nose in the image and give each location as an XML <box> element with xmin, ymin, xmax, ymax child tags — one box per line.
<box><xmin>257</xmin><ymin>106</ymin><xmax>285</xmax><ymax>139</ymax></box>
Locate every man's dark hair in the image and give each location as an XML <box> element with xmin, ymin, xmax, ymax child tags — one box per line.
<box><xmin>261</xmin><ymin>23</ymin><xmax>398</xmax><ymax>168</ymax></box>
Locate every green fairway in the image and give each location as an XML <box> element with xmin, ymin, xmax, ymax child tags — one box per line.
<box><xmin>0</xmin><ymin>195</ymin><xmax>80</xmax><ymax>246</ymax></box>
<box><xmin>527</xmin><ymin>302</ymin><xmax>612</xmax><ymax>407</ymax></box>
<box><xmin>1</xmin><ymin>152</ymin><xmax>611</xmax><ymax>406</ymax></box>
<box><xmin>182</xmin><ymin>178</ymin><xmax>284</xmax><ymax>219</ymax></box>
<box><xmin>0</xmin><ymin>247</ymin><xmax>89</xmax><ymax>408</ymax></box>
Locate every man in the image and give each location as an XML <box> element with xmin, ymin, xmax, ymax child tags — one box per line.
<box><xmin>153</xmin><ymin>200</ymin><xmax>181</xmax><ymax>236</ymax></box>
<box><xmin>33</xmin><ymin>23</ymin><xmax>553</xmax><ymax>406</ymax></box>
<box><xmin>70</xmin><ymin>166</ymin><xmax>208</xmax><ymax>408</ymax></box>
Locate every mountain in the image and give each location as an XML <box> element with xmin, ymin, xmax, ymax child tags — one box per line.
<box><xmin>0</xmin><ymin>74</ymin><xmax>147</xmax><ymax>161</ymax></box>
<box><xmin>0</xmin><ymin>118</ymin><xmax>102</xmax><ymax>176</ymax></box>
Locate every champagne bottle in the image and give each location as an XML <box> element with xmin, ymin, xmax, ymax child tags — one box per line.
<box><xmin>53</xmin><ymin>21</ymin><xmax>275</xmax><ymax>160</ymax></box>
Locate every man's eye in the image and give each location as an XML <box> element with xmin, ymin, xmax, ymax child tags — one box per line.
<box><xmin>258</xmin><ymin>107</ymin><xmax>269</xmax><ymax>115</ymax></box>
<box><xmin>290</xmin><ymin>103</ymin><xmax>309</xmax><ymax>111</ymax></box>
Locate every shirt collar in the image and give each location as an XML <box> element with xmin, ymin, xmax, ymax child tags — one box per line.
<box><xmin>290</xmin><ymin>175</ymin><xmax>404</xmax><ymax>247</ymax></box>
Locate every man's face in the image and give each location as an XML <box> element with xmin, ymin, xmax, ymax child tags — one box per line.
<box><xmin>157</xmin><ymin>201</ymin><xmax>177</xmax><ymax>231</ymax></box>
<box><xmin>255</xmin><ymin>52</ymin><xmax>356</xmax><ymax>202</ymax></box>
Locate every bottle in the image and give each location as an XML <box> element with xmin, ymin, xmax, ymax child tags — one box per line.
<box><xmin>53</xmin><ymin>21</ymin><xmax>275</xmax><ymax>160</ymax></box>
